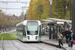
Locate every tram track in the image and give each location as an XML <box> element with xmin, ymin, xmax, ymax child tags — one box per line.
<box><xmin>14</xmin><ymin>40</ymin><xmax>41</xmax><ymax>50</ymax></box>
<box><xmin>1</xmin><ymin>33</ymin><xmax>4</xmax><ymax>50</ymax></box>
<box><xmin>16</xmin><ymin>40</ymin><xmax>64</xmax><ymax>50</ymax></box>
<box><xmin>17</xmin><ymin>40</ymin><xmax>43</xmax><ymax>50</ymax></box>
<box><xmin>1</xmin><ymin>33</ymin><xmax>66</xmax><ymax>50</ymax></box>
<box><xmin>6</xmin><ymin>33</ymin><xmax>20</xmax><ymax>50</ymax></box>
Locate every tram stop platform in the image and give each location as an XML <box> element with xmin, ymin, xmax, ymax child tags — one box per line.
<box><xmin>41</xmin><ymin>35</ymin><xmax>75</xmax><ymax>50</ymax></box>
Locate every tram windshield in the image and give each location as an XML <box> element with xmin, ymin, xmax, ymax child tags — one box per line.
<box><xmin>26</xmin><ymin>21</ymin><xmax>38</xmax><ymax>35</ymax></box>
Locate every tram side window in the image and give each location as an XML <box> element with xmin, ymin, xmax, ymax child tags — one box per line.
<box><xmin>23</xmin><ymin>26</ymin><xmax>26</xmax><ymax>36</ymax></box>
<box><xmin>16</xmin><ymin>27</ymin><xmax>19</xmax><ymax>33</ymax></box>
<box><xmin>17</xmin><ymin>25</ymin><xmax>23</xmax><ymax>34</ymax></box>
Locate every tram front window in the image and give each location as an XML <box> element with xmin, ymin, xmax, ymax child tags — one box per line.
<box><xmin>26</xmin><ymin>21</ymin><xmax>38</xmax><ymax>35</ymax></box>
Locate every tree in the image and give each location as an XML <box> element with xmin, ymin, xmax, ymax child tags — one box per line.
<box><xmin>26</xmin><ymin>0</ymin><xmax>72</xmax><ymax>20</ymax></box>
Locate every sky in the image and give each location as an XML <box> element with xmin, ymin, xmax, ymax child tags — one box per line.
<box><xmin>0</xmin><ymin>0</ymin><xmax>30</xmax><ymax>16</ymax></box>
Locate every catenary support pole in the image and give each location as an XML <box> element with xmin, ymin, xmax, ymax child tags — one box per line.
<box><xmin>49</xmin><ymin>26</ymin><xmax>51</xmax><ymax>39</ymax></box>
<box><xmin>50</xmin><ymin>0</ymin><xmax>52</xmax><ymax>18</ymax></box>
<box><xmin>72</xmin><ymin>0</ymin><xmax>75</xmax><ymax>36</ymax></box>
<box><xmin>49</xmin><ymin>0</ymin><xmax>52</xmax><ymax>39</ymax></box>
<box><xmin>50</xmin><ymin>5</ymin><xmax>52</xmax><ymax>18</ymax></box>
<box><xmin>70</xmin><ymin>0</ymin><xmax>71</xmax><ymax>20</ymax></box>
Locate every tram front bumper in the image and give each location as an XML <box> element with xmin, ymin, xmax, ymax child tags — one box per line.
<box><xmin>22</xmin><ymin>38</ymin><xmax>40</xmax><ymax>42</ymax></box>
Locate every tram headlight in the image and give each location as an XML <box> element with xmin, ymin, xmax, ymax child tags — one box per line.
<box><xmin>36</xmin><ymin>36</ymin><xmax>37</xmax><ymax>39</ymax></box>
<box><xmin>28</xmin><ymin>36</ymin><xmax>30</xmax><ymax>39</ymax></box>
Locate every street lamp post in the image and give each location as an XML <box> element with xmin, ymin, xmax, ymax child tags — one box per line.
<box><xmin>22</xmin><ymin>7</ymin><xmax>24</xmax><ymax>20</ymax></box>
<box><xmin>72</xmin><ymin>0</ymin><xmax>75</xmax><ymax>36</ymax></box>
<box><xmin>70</xmin><ymin>0</ymin><xmax>71</xmax><ymax>20</ymax></box>
<box><xmin>22</xmin><ymin>6</ymin><xmax>28</xmax><ymax>20</ymax></box>
<box><xmin>49</xmin><ymin>0</ymin><xmax>52</xmax><ymax>39</ymax></box>
<box><xmin>50</xmin><ymin>0</ymin><xmax>52</xmax><ymax>18</ymax></box>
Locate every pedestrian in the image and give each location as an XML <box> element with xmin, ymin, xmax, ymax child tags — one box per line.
<box><xmin>58</xmin><ymin>32</ymin><xmax>63</xmax><ymax>47</ymax></box>
<box><xmin>61</xmin><ymin>29</ymin><xmax>66</xmax><ymax>43</ymax></box>
<box><xmin>65</xmin><ymin>29</ymin><xmax>71</xmax><ymax>43</ymax></box>
<box><xmin>62</xmin><ymin>36</ymin><xmax>66</xmax><ymax>43</ymax></box>
<box><xmin>68</xmin><ymin>31</ymin><xmax>74</xmax><ymax>48</ymax></box>
<box><xmin>62</xmin><ymin>29</ymin><xmax>65</xmax><ymax>37</ymax></box>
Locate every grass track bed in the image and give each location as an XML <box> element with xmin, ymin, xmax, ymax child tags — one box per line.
<box><xmin>0</xmin><ymin>34</ymin><xmax>2</xmax><ymax>40</ymax></box>
<box><xmin>0</xmin><ymin>32</ymin><xmax>17</xmax><ymax>40</ymax></box>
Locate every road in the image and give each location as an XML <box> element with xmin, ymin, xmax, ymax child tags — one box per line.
<box><xmin>0</xmin><ymin>40</ymin><xmax>63</xmax><ymax>50</ymax></box>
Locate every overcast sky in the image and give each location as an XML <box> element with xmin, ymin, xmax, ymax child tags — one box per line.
<box><xmin>0</xmin><ymin>0</ymin><xmax>30</xmax><ymax>16</ymax></box>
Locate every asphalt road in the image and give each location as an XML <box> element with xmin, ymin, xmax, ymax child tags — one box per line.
<box><xmin>0</xmin><ymin>40</ymin><xmax>64</xmax><ymax>50</ymax></box>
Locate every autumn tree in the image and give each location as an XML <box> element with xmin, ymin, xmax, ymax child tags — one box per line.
<box><xmin>27</xmin><ymin>0</ymin><xmax>72</xmax><ymax>20</ymax></box>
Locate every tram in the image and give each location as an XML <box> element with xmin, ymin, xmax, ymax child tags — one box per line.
<box><xmin>16</xmin><ymin>20</ymin><xmax>42</xmax><ymax>42</ymax></box>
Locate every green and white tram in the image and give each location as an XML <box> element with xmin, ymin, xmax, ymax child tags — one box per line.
<box><xmin>16</xmin><ymin>20</ymin><xmax>42</xmax><ymax>42</ymax></box>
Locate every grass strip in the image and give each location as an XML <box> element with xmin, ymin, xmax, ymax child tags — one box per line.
<box><xmin>0</xmin><ymin>34</ymin><xmax>3</xmax><ymax>40</ymax></box>
<box><xmin>0</xmin><ymin>31</ymin><xmax>17</xmax><ymax>40</ymax></box>
<box><xmin>8</xmin><ymin>33</ymin><xmax>17</xmax><ymax>40</ymax></box>
<box><xmin>3</xmin><ymin>33</ymin><xmax>8</xmax><ymax>40</ymax></box>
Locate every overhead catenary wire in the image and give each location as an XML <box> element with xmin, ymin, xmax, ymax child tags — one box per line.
<box><xmin>0</xmin><ymin>0</ymin><xmax>50</xmax><ymax>16</ymax></box>
<box><xmin>0</xmin><ymin>1</ymin><xmax>27</xmax><ymax>4</ymax></box>
<box><xmin>0</xmin><ymin>8</ymin><xmax>27</xmax><ymax>10</ymax></box>
<box><xmin>0</xmin><ymin>0</ymin><xmax>28</xmax><ymax>10</ymax></box>
<box><xmin>0</xmin><ymin>0</ymin><xmax>50</xmax><ymax>10</ymax></box>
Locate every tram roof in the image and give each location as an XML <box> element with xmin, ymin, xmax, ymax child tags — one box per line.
<box><xmin>16</xmin><ymin>20</ymin><xmax>27</xmax><ymax>26</ymax></box>
<box><xmin>16</xmin><ymin>20</ymin><xmax>41</xmax><ymax>26</ymax></box>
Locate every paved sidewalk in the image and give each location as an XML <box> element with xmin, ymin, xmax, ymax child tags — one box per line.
<box><xmin>41</xmin><ymin>35</ymin><xmax>75</xmax><ymax>50</ymax></box>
